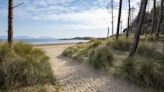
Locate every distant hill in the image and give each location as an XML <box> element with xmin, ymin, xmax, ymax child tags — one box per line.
<box><xmin>61</xmin><ymin>37</ymin><xmax>96</xmax><ymax>40</ymax></box>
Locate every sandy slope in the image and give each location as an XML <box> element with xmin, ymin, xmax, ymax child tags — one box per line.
<box><xmin>37</xmin><ymin>44</ymin><xmax>154</xmax><ymax>92</ymax></box>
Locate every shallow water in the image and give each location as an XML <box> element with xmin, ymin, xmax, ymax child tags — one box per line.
<box><xmin>0</xmin><ymin>39</ymin><xmax>89</xmax><ymax>45</ymax></box>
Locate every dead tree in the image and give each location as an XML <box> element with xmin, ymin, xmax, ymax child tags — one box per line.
<box><xmin>129</xmin><ymin>0</ymin><xmax>148</xmax><ymax>57</ymax></box>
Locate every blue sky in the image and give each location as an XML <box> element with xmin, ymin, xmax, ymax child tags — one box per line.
<box><xmin>0</xmin><ymin>0</ymin><xmax>140</xmax><ymax>38</ymax></box>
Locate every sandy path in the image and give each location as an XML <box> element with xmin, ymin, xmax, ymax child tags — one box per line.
<box><xmin>37</xmin><ymin>44</ymin><xmax>154</xmax><ymax>92</ymax></box>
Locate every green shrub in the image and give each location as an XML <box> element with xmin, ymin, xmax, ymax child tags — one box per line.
<box><xmin>88</xmin><ymin>47</ymin><xmax>114</xmax><ymax>69</ymax></box>
<box><xmin>108</xmin><ymin>38</ymin><xmax>131</xmax><ymax>51</ymax></box>
<box><xmin>0</xmin><ymin>42</ymin><xmax>54</xmax><ymax>89</ymax></box>
<box><xmin>120</xmin><ymin>57</ymin><xmax>164</xmax><ymax>90</ymax></box>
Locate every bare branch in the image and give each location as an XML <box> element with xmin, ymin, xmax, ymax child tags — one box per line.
<box><xmin>13</xmin><ymin>2</ymin><xmax>24</xmax><ymax>8</ymax></box>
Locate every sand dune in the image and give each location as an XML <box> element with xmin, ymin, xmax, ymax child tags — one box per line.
<box><xmin>37</xmin><ymin>44</ymin><xmax>154</xmax><ymax>92</ymax></box>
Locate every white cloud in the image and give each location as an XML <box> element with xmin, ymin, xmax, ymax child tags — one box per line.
<box><xmin>1</xmin><ymin>0</ymin><xmax>143</xmax><ymax>35</ymax></box>
<box><xmin>29</xmin><ymin>8</ymin><xmax>128</xmax><ymax>34</ymax></box>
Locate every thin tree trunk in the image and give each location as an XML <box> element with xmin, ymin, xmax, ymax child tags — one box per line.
<box><xmin>126</xmin><ymin>0</ymin><xmax>131</xmax><ymax>38</ymax></box>
<box><xmin>107</xmin><ymin>27</ymin><xmax>110</xmax><ymax>38</ymax></box>
<box><xmin>151</xmin><ymin>0</ymin><xmax>157</xmax><ymax>34</ymax></box>
<box><xmin>129</xmin><ymin>0</ymin><xmax>148</xmax><ymax>57</ymax></box>
<box><xmin>156</xmin><ymin>0</ymin><xmax>164</xmax><ymax>39</ymax></box>
<box><xmin>116</xmin><ymin>0</ymin><xmax>122</xmax><ymax>39</ymax></box>
<box><xmin>8</xmin><ymin>0</ymin><xmax>13</xmax><ymax>46</ymax></box>
<box><xmin>136</xmin><ymin>1</ymin><xmax>143</xmax><ymax>24</ymax></box>
<box><xmin>111</xmin><ymin>0</ymin><xmax>114</xmax><ymax>36</ymax></box>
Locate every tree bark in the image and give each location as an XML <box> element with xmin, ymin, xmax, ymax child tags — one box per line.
<box><xmin>156</xmin><ymin>0</ymin><xmax>164</xmax><ymax>39</ymax></box>
<box><xmin>135</xmin><ymin>1</ymin><xmax>143</xmax><ymax>24</ymax></box>
<box><xmin>129</xmin><ymin>0</ymin><xmax>148</xmax><ymax>57</ymax></box>
<box><xmin>126</xmin><ymin>0</ymin><xmax>131</xmax><ymax>38</ymax></box>
<box><xmin>111</xmin><ymin>0</ymin><xmax>114</xmax><ymax>36</ymax></box>
<box><xmin>8</xmin><ymin>0</ymin><xmax>13</xmax><ymax>46</ymax></box>
<box><xmin>116</xmin><ymin>0</ymin><xmax>122</xmax><ymax>39</ymax></box>
<box><xmin>151</xmin><ymin>0</ymin><xmax>157</xmax><ymax>34</ymax></box>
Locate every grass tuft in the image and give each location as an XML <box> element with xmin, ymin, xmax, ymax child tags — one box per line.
<box><xmin>0</xmin><ymin>42</ymin><xmax>54</xmax><ymax>89</ymax></box>
<box><xmin>62</xmin><ymin>37</ymin><xmax>164</xmax><ymax>90</ymax></box>
<box><xmin>107</xmin><ymin>38</ymin><xmax>131</xmax><ymax>51</ymax></box>
<box><xmin>137</xmin><ymin>41</ymin><xmax>163</xmax><ymax>59</ymax></box>
<box><xmin>88</xmin><ymin>47</ymin><xmax>114</xmax><ymax>69</ymax></box>
<box><xmin>119</xmin><ymin>57</ymin><xmax>164</xmax><ymax>90</ymax></box>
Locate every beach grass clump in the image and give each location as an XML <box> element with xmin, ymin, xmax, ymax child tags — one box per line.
<box><xmin>107</xmin><ymin>38</ymin><xmax>131</xmax><ymax>51</ymax></box>
<box><xmin>87</xmin><ymin>40</ymin><xmax>103</xmax><ymax>49</ymax></box>
<box><xmin>62</xmin><ymin>37</ymin><xmax>164</xmax><ymax>90</ymax></box>
<box><xmin>62</xmin><ymin>40</ymin><xmax>104</xmax><ymax>60</ymax></box>
<box><xmin>88</xmin><ymin>47</ymin><xmax>114</xmax><ymax>69</ymax></box>
<box><xmin>62</xmin><ymin>46</ymin><xmax>78</xmax><ymax>58</ymax></box>
<box><xmin>119</xmin><ymin>57</ymin><xmax>164</xmax><ymax>90</ymax></box>
<box><xmin>0</xmin><ymin>42</ymin><xmax>54</xmax><ymax>89</ymax></box>
<box><xmin>62</xmin><ymin>44</ymin><xmax>88</xmax><ymax>60</ymax></box>
<box><xmin>137</xmin><ymin>41</ymin><xmax>163</xmax><ymax>59</ymax></box>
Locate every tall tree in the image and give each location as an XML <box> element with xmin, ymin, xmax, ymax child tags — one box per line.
<box><xmin>130</xmin><ymin>7</ymin><xmax>135</xmax><ymax>32</ymax></box>
<box><xmin>116</xmin><ymin>0</ymin><xmax>122</xmax><ymax>39</ymax></box>
<box><xmin>7</xmin><ymin>1</ymin><xmax>23</xmax><ymax>46</ymax></box>
<box><xmin>111</xmin><ymin>0</ymin><xmax>114</xmax><ymax>36</ymax></box>
<box><xmin>156</xmin><ymin>0</ymin><xmax>164</xmax><ymax>39</ymax></box>
<box><xmin>135</xmin><ymin>1</ymin><xmax>143</xmax><ymax>24</ymax></box>
<box><xmin>151</xmin><ymin>0</ymin><xmax>157</xmax><ymax>34</ymax></box>
<box><xmin>8</xmin><ymin>0</ymin><xmax>13</xmax><ymax>46</ymax></box>
<box><xmin>129</xmin><ymin>0</ymin><xmax>148</xmax><ymax>57</ymax></box>
<box><xmin>126</xmin><ymin>0</ymin><xmax>131</xmax><ymax>38</ymax></box>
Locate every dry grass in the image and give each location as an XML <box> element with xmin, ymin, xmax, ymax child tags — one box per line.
<box><xmin>62</xmin><ymin>36</ymin><xmax>164</xmax><ymax>90</ymax></box>
<box><xmin>0</xmin><ymin>42</ymin><xmax>55</xmax><ymax>90</ymax></box>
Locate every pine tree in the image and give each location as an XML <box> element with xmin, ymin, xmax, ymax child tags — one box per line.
<box><xmin>129</xmin><ymin>0</ymin><xmax>148</xmax><ymax>57</ymax></box>
<box><xmin>126</xmin><ymin>0</ymin><xmax>131</xmax><ymax>38</ymax></box>
<box><xmin>156</xmin><ymin>0</ymin><xmax>164</xmax><ymax>39</ymax></box>
<box><xmin>8</xmin><ymin>0</ymin><xmax>13</xmax><ymax>46</ymax></box>
<box><xmin>116</xmin><ymin>0</ymin><xmax>122</xmax><ymax>39</ymax></box>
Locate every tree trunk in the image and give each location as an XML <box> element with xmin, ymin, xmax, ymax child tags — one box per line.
<box><xmin>129</xmin><ymin>0</ymin><xmax>148</xmax><ymax>57</ymax></box>
<box><xmin>116</xmin><ymin>0</ymin><xmax>122</xmax><ymax>39</ymax></box>
<box><xmin>107</xmin><ymin>27</ymin><xmax>110</xmax><ymax>38</ymax></box>
<box><xmin>126</xmin><ymin>0</ymin><xmax>131</xmax><ymax>38</ymax></box>
<box><xmin>135</xmin><ymin>1</ymin><xmax>143</xmax><ymax>24</ymax></box>
<box><xmin>111</xmin><ymin>0</ymin><xmax>114</xmax><ymax>36</ymax></box>
<box><xmin>8</xmin><ymin>0</ymin><xmax>13</xmax><ymax>46</ymax></box>
<box><xmin>151</xmin><ymin>0</ymin><xmax>157</xmax><ymax>34</ymax></box>
<box><xmin>156</xmin><ymin>0</ymin><xmax>164</xmax><ymax>39</ymax></box>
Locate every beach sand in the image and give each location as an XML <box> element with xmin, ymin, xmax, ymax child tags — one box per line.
<box><xmin>35</xmin><ymin>44</ymin><xmax>155</xmax><ymax>92</ymax></box>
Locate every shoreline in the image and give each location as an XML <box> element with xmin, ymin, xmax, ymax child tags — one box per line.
<box><xmin>32</xmin><ymin>42</ymin><xmax>76</xmax><ymax>47</ymax></box>
<box><xmin>0</xmin><ymin>39</ymin><xmax>89</xmax><ymax>46</ymax></box>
